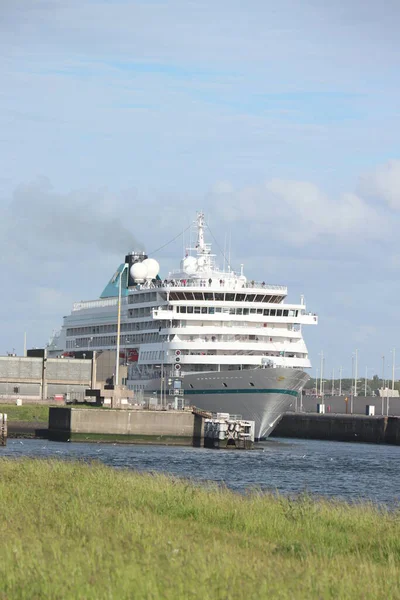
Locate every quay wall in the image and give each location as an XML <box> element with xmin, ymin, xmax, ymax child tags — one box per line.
<box><xmin>272</xmin><ymin>413</ymin><xmax>400</xmax><ymax>445</ymax></box>
<box><xmin>49</xmin><ymin>407</ymin><xmax>205</xmax><ymax>445</ymax></box>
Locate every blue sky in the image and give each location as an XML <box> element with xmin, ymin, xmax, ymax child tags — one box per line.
<box><xmin>1</xmin><ymin>0</ymin><xmax>400</xmax><ymax>381</ymax></box>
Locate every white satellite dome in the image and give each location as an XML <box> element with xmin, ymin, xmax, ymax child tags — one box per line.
<box><xmin>142</xmin><ymin>258</ymin><xmax>160</xmax><ymax>279</ymax></box>
<box><xmin>182</xmin><ymin>256</ymin><xmax>197</xmax><ymax>275</ymax></box>
<box><xmin>130</xmin><ymin>262</ymin><xmax>148</xmax><ymax>283</ymax></box>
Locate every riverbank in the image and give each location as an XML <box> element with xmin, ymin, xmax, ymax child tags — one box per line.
<box><xmin>1</xmin><ymin>459</ymin><xmax>399</xmax><ymax>599</ymax></box>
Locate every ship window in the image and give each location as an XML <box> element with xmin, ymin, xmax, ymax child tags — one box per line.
<box><xmin>236</xmin><ymin>294</ymin><xmax>245</xmax><ymax>301</ymax></box>
<box><xmin>249</xmin><ymin>382</ymin><xmax>254</xmax><ymax>387</ymax></box>
<box><xmin>187</xmin><ymin>307</ymin><xmax>193</xmax><ymax>313</ymax></box>
<box><xmin>226</xmin><ymin>293</ymin><xmax>235</xmax><ymax>301</ymax></box>
<box><xmin>246</xmin><ymin>294</ymin><xmax>255</xmax><ymax>301</ymax></box>
<box><xmin>277</xmin><ymin>310</ymin><xmax>282</xmax><ymax>316</ymax></box>
<box><xmin>215</xmin><ymin>293</ymin><xmax>223</xmax><ymax>301</ymax></box>
<box><xmin>283</xmin><ymin>310</ymin><xmax>288</xmax><ymax>317</ymax></box>
<box><xmin>194</xmin><ymin>307</ymin><xmax>201</xmax><ymax>314</ymax></box>
<box><xmin>215</xmin><ymin>307</ymin><xmax>221</xmax><ymax>313</ymax></box>
<box><xmin>204</xmin><ymin>293</ymin><xmax>214</xmax><ymax>301</ymax></box>
<box><xmin>222</xmin><ymin>382</ymin><xmax>228</xmax><ymax>387</ymax></box>
<box><xmin>194</xmin><ymin>293</ymin><xmax>203</xmax><ymax>300</ymax></box>
<box><xmin>209</xmin><ymin>307</ymin><xmax>215</xmax><ymax>314</ymax></box>
<box><xmin>201</xmin><ymin>307</ymin><xmax>207</xmax><ymax>314</ymax></box>
<box><xmin>243</xmin><ymin>308</ymin><xmax>249</xmax><ymax>315</ymax></box>
<box><xmin>236</xmin><ymin>308</ymin><xmax>243</xmax><ymax>315</ymax></box>
<box><xmin>257</xmin><ymin>309</ymin><xmax>263</xmax><ymax>314</ymax></box>
<box><xmin>270</xmin><ymin>309</ymin><xmax>276</xmax><ymax>316</ymax></box>
<box><xmin>180</xmin><ymin>306</ymin><xmax>187</xmax><ymax>313</ymax></box>
<box><xmin>250</xmin><ymin>309</ymin><xmax>256</xmax><ymax>314</ymax></box>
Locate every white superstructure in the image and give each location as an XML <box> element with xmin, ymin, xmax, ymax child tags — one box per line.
<box><xmin>47</xmin><ymin>212</ymin><xmax>318</xmax><ymax>437</ymax></box>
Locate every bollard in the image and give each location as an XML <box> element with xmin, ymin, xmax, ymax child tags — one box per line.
<box><xmin>0</xmin><ymin>413</ymin><xmax>7</xmax><ymax>446</ymax></box>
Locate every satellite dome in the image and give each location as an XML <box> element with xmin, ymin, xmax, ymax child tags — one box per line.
<box><xmin>130</xmin><ymin>262</ymin><xmax>148</xmax><ymax>283</ymax></box>
<box><xmin>183</xmin><ymin>256</ymin><xmax>197</xmax><ymax>275</ymax></box>
<box><xmin>142</xmin><ymin>258</ymin><xmax>160</xmax><ymax>279</ymax></box>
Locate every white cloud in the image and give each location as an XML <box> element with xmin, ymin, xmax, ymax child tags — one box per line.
<box><xmin>212</xmin><ymin>175</ymin><xmax>388</xmax><ymax>245</ymax></box>
<box><xmin>359</xmin><ymin>159</ymin><xmax>400</xmax><ymax>210</ymax></box>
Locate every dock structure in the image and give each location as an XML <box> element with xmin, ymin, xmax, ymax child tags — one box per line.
<box><xmin>48</xmin><ymin>406</ymin><xmax>255</xmax><ymax>448</ymax></box>
<box><xmin>0</xmin><ymin>413</ymin><xmax>7</xmax><ymax>446</ymax></box>
<box><xmin>204</xmin><ymin>413</ymin><xmax>255</xmax><ymax>449</ymax></box>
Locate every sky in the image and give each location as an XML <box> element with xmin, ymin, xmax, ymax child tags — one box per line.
<box><xmin>1</xmin><ymin>0</ymin><xmax>400</xmax><ymax>381</ymax></box>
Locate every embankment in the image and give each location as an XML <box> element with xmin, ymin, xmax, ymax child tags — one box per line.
<box><xmin>0</xmin><ymin>459</ymin><xmax>399</xmax><ymax>599</ymax></box>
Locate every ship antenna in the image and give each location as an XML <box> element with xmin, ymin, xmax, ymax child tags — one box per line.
<box><xmin>196</xmin><ymin>211</ymin><xmax>206</xmax><ymax>254</ymax></box>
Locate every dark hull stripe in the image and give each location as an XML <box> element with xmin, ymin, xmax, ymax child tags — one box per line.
<box><xmin>185</xmin><ymin>388</ymin><xmax>298</xmax><ymax>397</ymax></box>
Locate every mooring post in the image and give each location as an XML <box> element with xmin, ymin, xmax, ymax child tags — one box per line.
<box><xmin>0</xmin><ymin>413</ymin><xmax>7</xmax><ymax>446</ymax></box>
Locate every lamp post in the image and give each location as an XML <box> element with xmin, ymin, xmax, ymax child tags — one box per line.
<box><xmin>392</xmin><ymin>348</ymin><xmax>396</xmax><ymax>395</ymax></box>
<box><xmin>331</xmin><ymin>368</ymin><xmax>335</xmax><ymax>396</ymax></box>
<box><xmin>339</xmin><ymin>366</ymin><xmax>342</xmax><ymax>396</ymax></box>
<box><xmin>350</xmin><ymin>355</ymin><xmax>354</xmax><ymax>413</ymax></box>
<box><xmin>354</xmin><ymin>349</ymin><xmax>358</xmax><ymax>397</ymax></box>
<box><xmin>319</xmin><ymin>351</ymin><xmax>324</xmax><ymax>397</ymax></box>
<box><xmin>115</xmin><ymin>264</ymin><xmax>128</xmax><ymax>387</ymax></box>
<box><xmin>381</xmin><ymin>355</ymin><xmax>385</xmax><ymax>415</ymax></box>
<box><xmin>315</xmin><ymin>367</ymin><xmax>319</xmax><ymax>397</ymax></box>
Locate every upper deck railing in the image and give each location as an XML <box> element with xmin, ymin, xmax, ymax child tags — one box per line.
<box><xmin>150</xmin><ymin>278</ymin><xmax>287</xmax><ymax>292</ymax></box>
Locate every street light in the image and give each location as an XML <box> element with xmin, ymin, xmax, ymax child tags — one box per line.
<box><xmin>354</xmin><ymin>349</ymin><xmax>358</xmax><ymax>397</ymax></box>
<box><xmin>115</xmin><ymin>263</ymin><xmax>129</xmax><ymax>387</ymax></box>
<box><xmin>319</xmin><ymin>350</ymin><xmax>324</xmax><ymax>397</ymax></box>
<box><xmin>364</xmin><ymin>366</ymin><xmax>370</xmax><ymax>397</ymax></box>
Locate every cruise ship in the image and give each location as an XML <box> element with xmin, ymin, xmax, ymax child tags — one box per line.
<box><xmin>47</xmin><ymin>212</ymin><xmax>318</xmax><ymax>438</ymax></box>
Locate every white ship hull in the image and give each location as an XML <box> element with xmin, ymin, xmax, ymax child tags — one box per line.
<box><xmin>148</xmin><ymin>367</ymin><xmax>309</xmax><ymax>439</ymax></box>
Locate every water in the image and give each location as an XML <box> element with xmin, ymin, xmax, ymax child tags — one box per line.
<box><xmin>2</xmin><ymin>437</ymin><xmax>400</xmax><ymax>505</ymax></box>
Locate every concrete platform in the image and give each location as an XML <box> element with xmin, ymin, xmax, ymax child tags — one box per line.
<box><xmin>49</xmin><ymin>407</ymin><xmax>205</xmax><ymax>446</ymax></box>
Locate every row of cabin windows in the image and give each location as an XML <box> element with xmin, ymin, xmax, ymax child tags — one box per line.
<box><xmin>66</xmin><ymin>332</ymin><xmax>167</xmax><ymax>348</ymax></box>
<box><xmin>128</xmin><ymin>292</ymin><xmax>158</xmax><ymax>304</ymax></box>
<box><xmin>140</xmin><ymin>350</ymin><xmax>164</xmax><ymax>361</ymax></box>
<box><xmin>66</xmin><ymin>320</ymin><xmax>166</xmax><ymax>337</ymax></box>
<box><xmin>168</xmin><ymin>292</ymin><xmax>283</xmax><ymax>303</ymax></box>
<box><xmin>128</xmin><ymin>307</ymin><xmax>153</xmax><ymax>318</ymax></box>
<box><xmin>175</xmin><ymin>306</ymin><xmax>299</xmax><ymax>317</ymax></box>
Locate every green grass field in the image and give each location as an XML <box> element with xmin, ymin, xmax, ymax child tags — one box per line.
<box><xmin>0</xmin><ymin>404</ymin><xmax>49</xmax><ymax>422</ymax></box>
<box><xmin>1</xmin><ymin>459</ymin><xmax>400</xmax><ymax>600</ymax></box>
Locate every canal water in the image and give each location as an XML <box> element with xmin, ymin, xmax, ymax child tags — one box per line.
<box><xmin>2</xmin><ymin>437</ymin><xmax>400</xmax><ymax>505</ymax></box>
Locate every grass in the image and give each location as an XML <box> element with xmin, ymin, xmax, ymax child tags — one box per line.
<box><xmin>1</xmin><ymin>460</ymin><xmax>400</xmax><ymax>599</ymax></box>
<box><xmin>0</xmin><ymin>404</ymin><xmax>49</xmax><ymax>422</ymax></box>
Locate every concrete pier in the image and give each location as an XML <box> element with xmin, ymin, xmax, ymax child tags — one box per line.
<box><xmin>49</xmin><ymin>407</ymin><xmax>205</xmax><ymax>445</ymax></box>
<box><xmin>272</xmin><ymin>413</ymin><xmax>400</xmax><ymax>445</ymax></box>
